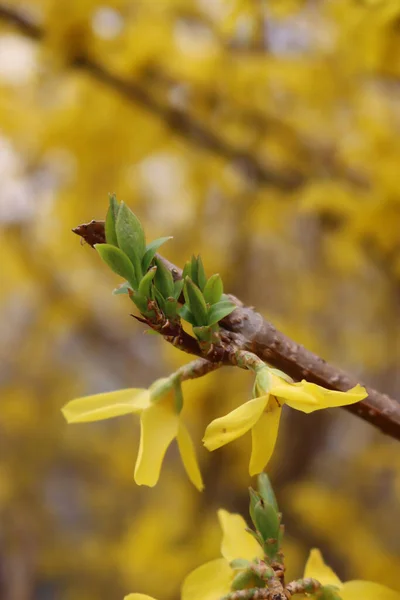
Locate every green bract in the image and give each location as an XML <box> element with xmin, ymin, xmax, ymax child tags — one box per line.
<box><xmin>203</xmin><ymin>273</ymin><xmax>223</xmax><ymax>305</ymax></box>
<box><xmin>184</xmin><ymin>277</ymin><xmax>208</xmax><ymax>326</ymax></box>
<box><xmin>142</xmin><ymin>236</ymin><xmax>173</xmax><ymax>272</ymax></box>
<box><xmin>105</xmin><ymin>193</ymin><xmax>119</xmax><ymax>246</ymax></box>
<box><xmin>95</xmin><ymin>244</ymin><xmax>137</xmax><ymax>288</ymax></box>
<box><xmin>116</xmin><ymin>202</ymin><xmax>146</xmax><ymax>283</ymax></box>
<box><xmin>95</xmin><ymin>197</ymin><xmax>237</xmax><ymax>331</ymax></box>
<box><xmin>154</xmin><ymin>257</ymin><xmax>174</xmax><ymax>299</ymax></box>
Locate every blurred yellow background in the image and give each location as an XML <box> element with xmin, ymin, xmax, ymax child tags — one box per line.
<box><xmin>0</xmin><ymin>1</ymin><xmax>399</xmax><ymax>599</ymax></box>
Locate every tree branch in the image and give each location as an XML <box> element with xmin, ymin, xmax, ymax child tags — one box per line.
<box><xmin>4</xmin><ymin>5</ymin><xmax>399</xmax><ymax>439</ymax></box>
<box><xmin>0</xmin><ymin>4</ymin><xmax>302</xmax><ymax>190</ymax></box>
<box><xmin>72</xmin><ymin>221</ymin><xmax>400</xmax><ymax>441</ymax></box>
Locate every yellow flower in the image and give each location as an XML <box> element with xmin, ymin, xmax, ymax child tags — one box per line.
<box><xmin>62</xmin><ymin>379</ymin><xmax>203</xmax><ymax>490</ymax></box>
<box><xmin>203</xmin><ymin>369</ymin><xmax>367</xmax><ymax>476</ymax></box>
<box><xmin>182</xmin><ymin>509</ymin><xmax>263</xmax><ymax>600</ymax></box>
<box><xmin>304</xmin><ymin>548</ymin><xmax>400</xmax><ymax>600</ymax></box>
<box><xmin>124</xmin><ymin>596</ymin><xmax>156</xmax><ymax>600</ymax></box>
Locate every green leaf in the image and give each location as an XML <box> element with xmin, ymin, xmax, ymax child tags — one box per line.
<box><xmin>203</xmin><ymin>273</ymin><xmax>223</xmax><ymax>305</ymax></box>
<box><xmin>258</xmin><ymin>474</ymin><xmax>279</xmax><ymax>512</ymax></box>
<box><xmin>153</xmin><ymin>286</ymin><xmax>166</xmax><ymax>312</ymax></box>
<box><xmin>154</xmin><ymin>257</ymin><xmax>174</xmax><ymax>299</ymax></box>
<box><xmin>195</xmin><ymin>255</ymin><xmax>207</xmax><ymax>290</ymax></box>
<box><xmin>184</xmin><ymin>277</ymin><xmax>208</xmax><ymax>326</ymax></box>
<box><xmin>244</xmin><ymin>527</ymin><xmax>263</xmax><ymax>548</ymax></box>
<box><xmin>112</xmin><ymin>281</ymin><xmax>132</xmax><ymax>295</ymax></box>
<box><xmin>95</xmin><ymin>244</ymin><xmax>136</xmax><ymax>288</ymax></box>
<box><xmin>207</xmin><ymin>300</ymin><xmax>236</xmax><ymax>325</ymax></box>
<box><xmin>105</xmin><ymin>193</ymin><xmax>120</xmax><ymax>246</ymax></box>
<box><xmin>115</xmin><ymin>202</ymin><xmax>145</xmax><ymax>283</ymax></box>
<box><xmin>178</xmin><ymin>304</ymin><xmax>196</xmax><ymax>326</ymax></box>
<box><xmin>173</xmin><ymin>279</ymin><xmax>184</xmax><ymax>300</ymax></box>
<box><xmin>138</xmin><ymin>266</ymin><xmax>157</xmax><ymax>298</ymax></box>
<box><xmin>252</xmin><ymin>499</ymin><xmax>281</xmax><ymax>559</ymax></box>
<box><xmin>142</xmin><ymin>236</ymin><xmax>173</xmax><ymax>272</ymax></box>
<box><xmin>130</xmin><ymin>290</ymin><xmax>149</xmax><ymax>314</ymax></box>
<box><xmin>182</xmin><ymin>260</ymin><xmax>193</xmax><ymax>281</ymax></box>
<box><xmin>249</xmin><ymin>487</ymin><xmax>261</xmax><ymax>530</ymax></box>
<box><xmin>164</xmin><ymin>297</ymin><xmax>177</xmax><ymax>319</ymax></box>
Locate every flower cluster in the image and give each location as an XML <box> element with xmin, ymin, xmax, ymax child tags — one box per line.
<box><xmin>124</xmin><ymin>503</ymin><xmax>400</xmax><ymax>600</ymax></box>
<box><xmin>62</xmin><ymin>365</ymin><xmax>367</xmax><ymax>488</ymax></box>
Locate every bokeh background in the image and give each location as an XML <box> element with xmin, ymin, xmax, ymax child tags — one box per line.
<box><xmin>1</xmin><ymin>1</ymin><xmax>400</xmax><ymax>599</ymax></box>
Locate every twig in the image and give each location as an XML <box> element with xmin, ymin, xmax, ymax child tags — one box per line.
<box><xmin>72</xmin><ymin>220</ymin><xmax>400</xmax><ymax>441</ymax></box>
<box><xmin>4</xmin><ymin>4</ymin><xmax>399</xmax><ymax>439</ymax></box>
<box><xmin>0</xmin><ymin>4</ymin><xmax>302</xmax><ymax>190</ymax></box>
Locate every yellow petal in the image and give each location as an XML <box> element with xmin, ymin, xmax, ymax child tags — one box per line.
<box><xmin>341</xmin><ymin>581</ymin><xmax>400</xmax><ymax>600</ymax></box>
<box><xmin>218</xmin><ymin>509</ymin><xmax>263</xmax><ymax>562</ymax></box>
<box><xmin>182</xmin><ymin>558</ymin><xmax>232</xmax><ymax>600</ymax></box>
<box><xmin>134</xmin><ymin>403</ymin><xmax>179</xmax><ymax>487</ymax></box>
<box><xmin>249</xmin><ymin>401</ymin><xmax>281</xmax><ymax>476</ymax></box>
<box><xmin>203</xmin><ymin>396</ymin><xmax>268</xmax><ymax>451</ymax></box>
<box><xmin>62</xmin><ymin>389</ymin><xmax>150</xmax><ymax>423</ymax></box>
<box><xmin>271</xmin><ymin>379</ymin><xmax>367</xmax><ymax>414</ymax></box>
<box><xmin>177</xmin><ymin>421</ymin><xmax>204</xmax><ymax>491</ymax></box>
<box><xmin>124</xmin><ymin>594</ymin><xmax>155</xmax><ymax>600</ymax></box>
<box><xmin>304</xmin><ymin>549</ymin><xmax>342</xmax><ymax>588</ymax></box>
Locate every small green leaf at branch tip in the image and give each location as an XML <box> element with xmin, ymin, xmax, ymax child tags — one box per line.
<box><xmin>257</xmin><ymin>474</ymin><xmax>279</xmax><ymax>512</ymax></box>
<box><xmin>164</xmin><ymin>297</ymin><xmax>178</xmax><ymax>319</ymax></box>
<box><xmin>105</xmin><ymin>193</ymin><xmax>120</xmax><ymax>246</ymax></box>
<box><xmin>112</xmin><ymin>281</ymin><xmax>133</xmax><ymax>295</ymax></box>
<box><xmin>178</xmin><ymin>304</ymin><xmax>196</xmax><ymax>326</ymax></box>
<box><xmin>138</xmin><ymin>265</ymin><xmax>157</xmax><ymax>298</ymax></box>
<box><xmin>130</xmin><ymin>290</ymin><xmax>150</xmax><ymax>314</ymax></box>
<box><xmin>182</xmin><ymin>260</ymin><xmax>193</xmax><ymax>281</ymax></box>
<box><xmin>184</xmin><ymin>277</ymin><xmax>208</xmax><ymax>326</ymax></box>
<box><xmin>154</xmin><ymin>257</ymin><xmax>174</xmax><ymax>298</ymax></box>
<box><xmin>207</xmin><ymin>300</ymin><xmax>236</xmax><ymax>325</ymax></box>
<box><xmin>252</xmin><ymin>499</ymin><xmax>281</xmax><ymax>552</ymax></box>
<box><xmin>115</xmin><ymin>202</ymin><xmax>145</xmax><ymax>281</ymax></box>
<box><xmin>203</xmin><ymin>273</ymin><xmax>223</xmax><ymax>305</ymax></box>
<box><xmin>153</xmin><ymin>286</ymin><xmax>167</xmax><ymax>312</ymax></box>
<box><xmin>249</xmin><ymin>487</ymin><xmax>260</xmax><ymax>529</ymax></box>
<box><xmin>142</xmin><ymin>236</ymin><xmax>173</xmax><ymax>271</ymax></box>
<box><xmin>195</xmin><ymin>255</ymin><xmax>207</xmax><ymax>290</ymax></box>
<box><xmin>95</xmin><ymin>244</ymin><xmax>137</xmax><ymax>288</ymax></box>
<box><xmin>173</xmin><ymin>278</ymin><xmax>184</xmax><ymax>300</ymax></box>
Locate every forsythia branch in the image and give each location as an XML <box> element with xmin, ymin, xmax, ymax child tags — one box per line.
<box><xmin>76</xmin><ymin>221</ymin><xmax>400</xmax><ymax>442</ymax></box>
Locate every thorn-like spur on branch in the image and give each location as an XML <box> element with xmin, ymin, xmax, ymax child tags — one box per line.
<box><xmin>0</xmin><ymin>4</ymin><xmax>302</xmax><ymax>190</ymax></box>
<box><xmin>72</xmin><ymin>220</ymin><xmax>400</xmax><ymax>441</ymax></box>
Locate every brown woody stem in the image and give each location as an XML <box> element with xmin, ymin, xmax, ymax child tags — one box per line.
<box><xmin>72</xmin><ymin>219</ymin><xmax>400</xmax><ymax>440</ymax></box>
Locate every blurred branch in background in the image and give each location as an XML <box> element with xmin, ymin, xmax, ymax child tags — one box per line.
<box><xmin>0</xmin><ymin>4</ymin><xmax>302</xmax><ymax>190</ymax></box>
